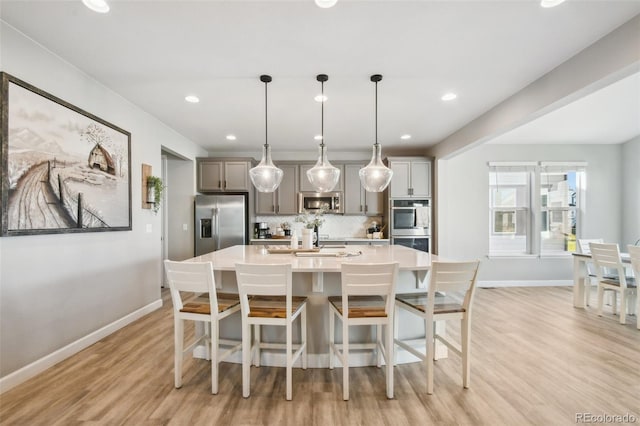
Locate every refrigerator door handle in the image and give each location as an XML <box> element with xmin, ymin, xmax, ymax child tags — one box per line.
<box><xmin>213</xmin><ymin>207</ymin><xmax>220</xmax><ymax>250</ymax></box>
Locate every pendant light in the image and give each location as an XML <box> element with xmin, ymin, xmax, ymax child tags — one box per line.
<box><xmin>306</xmin><ymin>74</ymin><xmax>340</xmax><ymax>193</ymax></box>
<box><xmin>359</xmin><ymin>74</ymin><xmax>393</xmax><ymax>192</ymax></box>
<box><xmin>249</xmin><ymin>75</ymin><xmax>283</xmax><ymax>193</ymax></box>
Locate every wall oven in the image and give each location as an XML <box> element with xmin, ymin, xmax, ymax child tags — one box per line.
<box><xmin>391</xmin><ymin>236</ymin><xmax>430</xmax><ymax>253</ymax></box>
<box><xmin>390</xmin><ymin>199</ymin><xmax>430</xmax><ymax>236</ymax></box>
<box><xmin>298</xmin><ymin>192</ymin><xmax>343</xmax><ymax>214</ymax></box>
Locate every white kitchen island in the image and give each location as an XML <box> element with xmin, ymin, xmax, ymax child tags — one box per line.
<box><xmin>187</xmin><ymin>244</ymin><xmax>447</xmax><ymax>367</ymax></box>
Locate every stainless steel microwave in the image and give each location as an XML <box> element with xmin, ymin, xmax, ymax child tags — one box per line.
<box><xmin>298</xmin><ymin>192</ymin><xmax>343</xmax><ymax>214</ymax></box>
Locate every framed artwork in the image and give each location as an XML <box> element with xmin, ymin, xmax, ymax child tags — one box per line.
<box><xmin>0</xmin><ymin>72</ymin><xmax>132</xmax><ymax>236</ymax></box>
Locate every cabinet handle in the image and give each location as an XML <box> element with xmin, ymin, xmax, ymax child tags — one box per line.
<box><xmin>218</xmin><ymin>180</ymin><xmax>221</xmax><ymax>188</ymax></box>
<box><xmin>277</xmin><ymin>205</ymin><xmax>280</xmax><ymax>214</ymax></box>
<box><xmin>272</xmin><ymin>205</ymin><xmax>275</xmax><ymax>212</ymax></box>
<box><xmin>365</xmin><ymin>205</ymin><xmax>368</xmax><ymax>213</ymax></box>
<box><xmin>224</xmin><ymin>180</ymin><xmax>227</xmax><ymax>189</ymax></box>
<box><xmin>360</xmin><ymin>205</ymin><xmax>363</xmax><ymax>212</ymax></box>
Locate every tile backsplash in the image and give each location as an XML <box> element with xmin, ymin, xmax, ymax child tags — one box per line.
<box><xmin>255</xmin><ymin>215</ymin><xmax>384</xmax><ymax>239</ymax></box>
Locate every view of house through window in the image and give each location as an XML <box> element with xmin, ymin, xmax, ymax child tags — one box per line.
<box><xmin>489</xmin><ymin>163</ymin><xmax>585</xmax><ymax>257</ymax></box>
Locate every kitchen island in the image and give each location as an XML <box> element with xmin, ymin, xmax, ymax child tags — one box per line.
<box><xmin>187</xmin><ymin>244</ymin><xmax>447</xmax><ymax>367</ymax></box>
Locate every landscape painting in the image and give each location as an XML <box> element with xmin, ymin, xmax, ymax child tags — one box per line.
<box><xmin>0</xmin><ymin>72</ymin><xmax>132</xmax><ymax>236</ymax></box>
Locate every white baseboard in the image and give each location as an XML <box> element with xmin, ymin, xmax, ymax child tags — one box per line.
<box><xmin>478</xmin><ymin>280</ymin><xmax>573</xmax><ymax>288</ymax></box>
<box><xmin>0</xmin><ymin>299</ymin><xmax>163</xmax><ymax>394</ymax></box>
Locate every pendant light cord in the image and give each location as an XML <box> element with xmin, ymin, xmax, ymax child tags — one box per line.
<box><xmin>321</xmin><ymin>80</ymin><xmax>325</xmax><ymax>148</ymax></box>
<box><xmin>264</xmin><ymin>79</ymin><xmax>268</xmax><ymax>148</ymax></box>
<box><xmin>374</xmin><ymin>79</ymin><xmax>378</xmax><ymax>147</ymax></box>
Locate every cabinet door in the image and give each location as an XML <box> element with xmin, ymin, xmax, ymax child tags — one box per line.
<box><xmin>389</xmin><ymin>160</ymin><xmax>411</xmax><ymax>198</ymax></box>
<box><xmin>410</xmin><ymin>160</ymin><xmax>431</xmax><ymax>197</ymax></box>
<box><xmin>224</xmin><ymin>161</ymin><xmax>250</xmax><ymax>191</ymax></box>
<box><xmin>276</xmin><ymin>164</ymin><xmax>299</xmax><ymax>214</ymax></box>
<box><xmin>198</xmin><ymin>160</ymin><xmax>223</xmax><ymax>192</ymax></box>
<box><xmin>364</xmin><ymin>190</ymin><xmax>384</xmax><ymax>216</ymax></box>
<box><xmin>299</xmin><ymin>164</ymin><xmax>315</xmax><ymax>192</ymax></box>
<box><xmin>300</xmin><ymin>163</ymin><xmax>344</xmax><ymax>192</ymax></box>
<box><xmin>256</xmin><ymin>191</ymin><xmax>276</xmax><ymax>215</ymax></box>
<box><xmin>344</xmin><ymin>164</ymin><xmax>365</xmax><ymax>214</ymax></box>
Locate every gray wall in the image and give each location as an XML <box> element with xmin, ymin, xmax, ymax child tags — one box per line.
<box><xmin>621</xmin><ymin>136</ymin><xmax>640</xmax><ymax>248</ymax></box>
<box><xmin>437</xmin><ymin>143</ymin><xmax>624</xmax><ymax>284</ymax></box>
<box><xmin>166</xmin><ymin>156</ymin><xmax>196</xmax><ymax>261</ymax></box>
<box><xmin>0</xmin><ymin>23</ymin><xmax>206</xmax><ymax>378</ymax></box>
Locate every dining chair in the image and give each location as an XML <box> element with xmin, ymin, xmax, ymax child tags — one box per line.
<box><xmin>626</xmin><ymin>244</ymin><xmax>640</xmax><ymax>330</ymax></box>
<box><xmin>395</xmin><ymin>260</ymin><xmax>480</xmax><ymax>395</ymax></box>
<box><xmin>329</xmin><ymin>262</ymin><xmax>399</xmax><ymax>400</ymax></box>
<box><xmin>589</xmin><ymin>242</ymin><xmax>636</xmax><ymax>325</ymax></box>
<box><xmin>164</xmin><ymin>260</ymin><xmax>242</xmax><ymax>394</ymax></box>
<box><xmin>577</xmin><ymin>238</ymin><xmax>604</xmax><ymax>306</ymax></box>
<box><xmin>235</xmin><ymin>262</ymin><xmax>307</xmax><ymax>400</ymax></box>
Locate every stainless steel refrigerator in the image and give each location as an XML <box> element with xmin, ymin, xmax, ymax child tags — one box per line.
<box><xmin>194</xmin><ymin>194</ymin><xmax>248</xmax><ymax>256</ymax></box>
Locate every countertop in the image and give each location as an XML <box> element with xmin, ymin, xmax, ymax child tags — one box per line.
<box><xmin>250</xmin><ymin>237</ymin><xmax>389</xmax><ymax>242</ymax></box>
<box><xmin>189</xmin><ymin>244</ymin><xmax>438</xmax><ymax>272</ymax></box>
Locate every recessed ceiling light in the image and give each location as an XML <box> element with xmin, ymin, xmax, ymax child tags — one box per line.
<box><xmin>400</xmin><ymin>134</ymin><xmax>411</xmax><ymax>140</ymax></box>
<box><xmin>314</xmin><ymin>94</ymin><xmax>328</xmax><ymax>102</ymax></box>
<box><xmin>185</xmin><ymin>95</ymin><xmax>200</xmax><ymax>103</ymax></box>
<box><xmin>540</xmin><ymin>0</ymin><xmax>566</xmax><ymax>8</ymax></box>
<box><xmin>314</xmin><ymin>135</ymin><xmax>323</xmax><ymax>141</ymax></box>
<box><xmin>82</xmin><ymin>0</ymin><xmax>110</xmax><ymax>13</ymax></box>
<box><xmin>226</xmin><ymin>135</ymin><xmax>237</xmax><ymax>141</ymax></box>
<box><xmin>441</xmin><ymin>93</ymin><xmax>457</xmax><ymax>101</ymax></box>
<box><xmin>315</xmin><ymin>0</ymin><xmax>338</xmax><ymax>8</ymax></box>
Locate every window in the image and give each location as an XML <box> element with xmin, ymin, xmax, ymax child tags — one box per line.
<box><xmin>489</xmin><ymin>167</ymin><xmax>532</xmax><ymax>255</ymax></box>
<box><xmin>488</xmin><ymin>162</ymin><xmax>585</xmax><ymax>257</ymax></box>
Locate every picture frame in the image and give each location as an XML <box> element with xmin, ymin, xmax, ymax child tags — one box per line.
<box><xmin>0</xmin><ymin>72</ymin><xmax>132</xmax><ymax>236</ymax></box>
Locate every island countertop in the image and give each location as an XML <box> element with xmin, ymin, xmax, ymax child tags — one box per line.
<box><xmin>189</xmin><ymin>244</ymin><xmax>439</xmax><ymax>273</ymax></box>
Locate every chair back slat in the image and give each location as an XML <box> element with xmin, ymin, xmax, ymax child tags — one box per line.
<box><xmin>235</xmin><ymin>263</ymin><xmax>293</xmax><ymax>318</ymax></box>
<box><xmin>341</xmin><ymin>262</ymin><xmax>399</xmax><ymax>315</ymax></box>
<box><xmin>578</xmin><ymin>238</ymin><xmax>603</xmax><ymax>254</ymax></box>
<box><xmin>589</xmin><ymin>242</ymin><xmax>631</xmax><ymax>287</ymax></box>
<box><xmin>164</xmin><ymin>260</ymin><xmax>217</xmax><ymax>314</ymax></box>
<box><xmin>627</xmin><ymin>245</ymin><xmax>640</xmax><ymax>277</ymax></box>
<box><xmin>429</xmin><ymin>261</ymin><xmax>480</xmax><ymax>313</ymax></box>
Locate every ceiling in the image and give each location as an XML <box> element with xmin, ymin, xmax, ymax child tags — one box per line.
<box><xmin>1</xmin><ymin>0</ymin><xmax>639</xmax><ymax>154</ymax></box>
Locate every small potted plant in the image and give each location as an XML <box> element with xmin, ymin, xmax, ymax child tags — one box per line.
<box><xmin>281</xmin><ymin>222</ymin><xmax>291</xmax><ymax>236</ymax></box>
<box><xmin>146</xmin><ymin>175</ymin><xmax>165</xmax><ymax>214</ymax></box>
<box><xmin>295</xmin><ymin>207</ymin><xmax>327</xmax><ymax>247</ymax></box>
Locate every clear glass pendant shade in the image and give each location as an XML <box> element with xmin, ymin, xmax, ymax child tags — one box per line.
<box><xmin>250</xmin><ymin>144</ymin><xmax>283</xmax><ymax>193</ymax></box>
<box><xmin>307</xmin><ymin>144</ymin><xmax>340</xmax><ymax>192</ymax></box>
<box><xmin>359</xmin><ymin>144</ymin><xmax>393</xmax><ymax>192</ymax></box>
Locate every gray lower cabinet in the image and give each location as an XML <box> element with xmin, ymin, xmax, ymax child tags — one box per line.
<box><xmin>344</xmin><ymin>164</ymin><xmax>384</xmax><ymax>215</ymax></box>
<box><xmin>256</xmin><ymin>164</ymin><xmax>299</xmax><ymax>215</ymax></box>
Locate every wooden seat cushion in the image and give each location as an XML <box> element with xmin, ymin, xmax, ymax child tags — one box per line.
<box><xmin>180</xmin><ymin>292</ymin><xmax>240</xmax><ymax>314</ymax></box>
<box><xmin>328</xmin><ymin>295</ymin><xmax>387</xmax><ymax>318</ymax></box>
<box><xmin>396</xmin><ymin>293</ymin><xmax>465</xmax><ymax>315</ymax></box>
<box><xmin>248</xmin><ymin>296</ymin><xmax>307</xmax><ymax>318</ymax></box>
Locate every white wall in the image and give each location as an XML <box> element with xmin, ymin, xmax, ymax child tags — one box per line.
<box><xmin>437</xmin><ymin>143</ymin><xmax>623</xmax><ymax>284</ymax></box>
<box><xmin>0</xmin><ymin>22</ymin><xmax>207</xmax><ymax>384</ymax></box>
<box><xmin>621</xmin><ymin>136</ymin><xmax>640</xmax><ymax>248</ymax></box>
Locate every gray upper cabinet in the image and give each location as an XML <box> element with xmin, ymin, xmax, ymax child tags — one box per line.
<box><xmin>387</xmin><ymin>157</ymin><xmax>431</xmax><ymax>198</ymax></box>
<box><xmin>299</xmin><ymin>163</ymin><xmax>345</xmax><ymax>193</ymax></box>
<box><xmin>197</xmin><ymin>158</ymin><xmax>251</xmax><ymax>192</ymax></box>
<box><xmin>256</xmin><ymin>164</ymin><xmax>298</xmax><ymax>215</ymax></box>
<box><xmin>344</xmin><ymin>164</ymin><xmax>384</xmax><ymax>216</ymax></box>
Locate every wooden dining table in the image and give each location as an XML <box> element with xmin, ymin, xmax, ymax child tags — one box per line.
<box><xmin>572</xmin><ymin>252</ymin><xmax>638</xmax><ymax>329</ymax></box>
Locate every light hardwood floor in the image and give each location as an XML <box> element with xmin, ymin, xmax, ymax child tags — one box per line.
<box><xmin>1</xmin><ymin>286</ymin><xmax>638</xmax><ymax>425</ymax></box>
